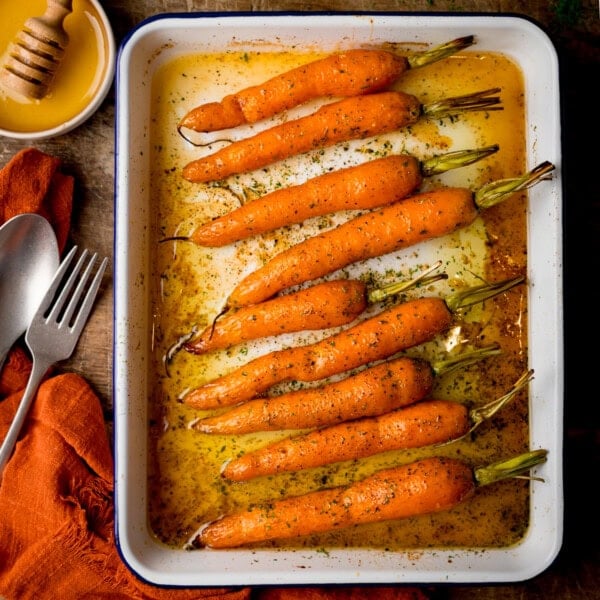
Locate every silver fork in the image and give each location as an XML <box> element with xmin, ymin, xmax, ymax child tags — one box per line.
<box><xmin>0</xmin><ymin>246</ymin><xmax>108</xmax><ymax>476</ymax></box>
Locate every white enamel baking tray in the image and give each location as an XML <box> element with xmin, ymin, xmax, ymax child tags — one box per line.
<box><xmin>114</xmin><ymin>12</ymin><xmax>563</xmax><ymax>587</ymax></box>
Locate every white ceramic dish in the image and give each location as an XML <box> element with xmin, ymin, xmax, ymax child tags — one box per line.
<box><xmin>114</xmin><ymin>13</ymin><xmax>563</xmax><ymax>587</ymax></box>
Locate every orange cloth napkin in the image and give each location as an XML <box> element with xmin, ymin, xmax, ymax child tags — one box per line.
<box><xmin>0</xmin><ymin>149</ymin><xmax>428</xmax><ymax>600</ymax></box>
<box><xmin>0</xmin><ymin>147</ymin><xmax>72</xmax><ymax>252</ymax></box>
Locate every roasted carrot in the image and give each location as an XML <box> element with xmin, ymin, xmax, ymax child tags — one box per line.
<box><xmin>189</xmin><ymin>449</ymin><xmax>548</xmax><ymax>548</ymax></box>
<box><xmin>176</xmin><ymin>146</ymin><xmax>497</xmax><ymax>247</ymax></box>
<box><xmin>182</xmin><ymin>88</ymin><xmax>502</xmax><ymax>183</ymax></box>
<box><xmin>193</xmin><ymin>356</ymin><xmax>433</xmax><ymax>433</ymax></box>
<box><xmin>182</xmin><ymin>276</ymin><xmax>523</xmax><ymax>409</ymax></box>
<box><xmin>182</xmin><ymin>263</ymin><xmax>444</xmax><ymax>357</ymax></box>
<box><xmin>222</xmin><ymin>369</ymin><xmax>532</xmax><ymax>481</ymax></box>
<box><xmin>227</xmin><ymin>161</ymin><xmax>555</xmax><ymax>308</ymax></box>
<box><xmin>183</xmin><ymin>279</ymin><xmax>367</xmax><ymax>356</ymax></box>
<box><xmin>191</xmin><ymin>345</ymin><xmax>500</xmax><ymax>434</ymax></box>
<box><xmin>178</xmin><ymin>37</ymin><xmax>475</xmax><ymax>135</ymax></box>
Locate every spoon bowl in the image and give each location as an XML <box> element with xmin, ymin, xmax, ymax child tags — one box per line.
<box><xmin>0</xmin><ymin>213</ymin><xmax>59</xmax><ymax>370</ymax></box>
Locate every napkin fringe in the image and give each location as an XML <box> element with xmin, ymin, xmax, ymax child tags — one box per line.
<box><xmin>60</xmin><ymin>475</ymin><xmax>114</xmax><ymax>541</ymax></box>
<box><xmin>53</xmin><ymin>516</ymin><xmax>143</xmax><ymax>598</ymax></box>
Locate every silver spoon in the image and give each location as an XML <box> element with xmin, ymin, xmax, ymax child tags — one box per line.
<box><xmin>0</xmin><ymin>214</ymin><xmax>59</xmax><ymax>371</ymax></box>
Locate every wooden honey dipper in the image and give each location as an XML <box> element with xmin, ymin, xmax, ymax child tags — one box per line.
<box><xmin>0</xmin><ymin>0</ymin><xmax>74</xmax><ymax>100</ymax></box>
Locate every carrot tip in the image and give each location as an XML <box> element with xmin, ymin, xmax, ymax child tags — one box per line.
<box><xmin>177</xmin><ymin>124</ymin><xmax>197</xmax><ymax>145</ymax></box>
<box><xmin>183</xmin><ymin>530</ymin><xmax>206</xmax><ymax>550</ymax></box>
<box><xmin>219</xmin><ymin>459</ymin><xmax>232</xmax><ymax>477</ymax></box>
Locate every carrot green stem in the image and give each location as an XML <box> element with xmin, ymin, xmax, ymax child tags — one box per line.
<box><xmin>422</xmin><ymin>88</ymin><xmax>503</xmax><ymax>119</ymax></box>
<box><xmin>474</xmin><ymin>449</ymin><xmax>548</xmax><ymax>487</ymax></box>
<box><xmin>431</xmin><ymin>343</ymin><xmax>502</xmax><ymax>378</ymax></box>
<box><xmin>468</xmin><ymin>369</ymin><xmax>534</xmax><ymax>432</ymax></box>
<box><xmin>420</xmin><ymin>145</ymin><xmax>499</xmax><ymax>177</ymax></box>
<box><xmin>407</xmin><ymin>35</ymin><xmax>475</xmax><ymax>70</ymax></box>
<box><xmin>436</xmin><ymin>369</ymin><xmax>534</xmax><ymax>447</ymax></box>
<box><xmin>444</xmin><ymin>275</ymin><xmax>525</xmax><ymax>313</ymax></box>
<box><xmin>474</xmin><ymin>161</ymin><xmax>556</xmax><ymax>209</ymax></box>
<box><xmin>367</xmin><ymin>260</ymin><xmax>446</xmax><ymax>304</ymax></box>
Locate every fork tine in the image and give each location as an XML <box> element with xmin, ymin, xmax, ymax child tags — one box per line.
<box><xmin>54</xmin><ymin>250</ymin><xmax>98</xmax><ymax>327</ymax></box>
<box><xmin>40</xmin><ymin>246</ymin><xmax>107</xmax><ymax>333</ymax></box>
<box><xmin>36</xmin><ymin>245</ymin><xmax>79</xmax><ymax>317</ymax></box>
<box><xmin>69</xmin><ymin>255</ymin><xmax>108</xmax><ymax>333</ymax></box>
<box><xmin>46</xmin><ymin>247</ymin><xmax>90</xmax><ymax>324</ymax></box>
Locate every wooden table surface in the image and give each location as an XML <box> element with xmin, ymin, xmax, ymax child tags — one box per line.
<box><xmin>1</xmin><ymin>1</ymin><xmax>598</xmax><ymax>598</ymax></box>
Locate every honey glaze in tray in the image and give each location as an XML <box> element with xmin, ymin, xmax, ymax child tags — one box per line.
<box><xmin>147</xmin><ymin>45</ymin><xmax>532</xmax><ymax>549</ymax></box>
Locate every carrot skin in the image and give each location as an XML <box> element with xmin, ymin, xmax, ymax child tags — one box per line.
<box><xmin>182</xmin><ymin>92</ymin><xmax>422</xmax><ymax>183</ymax></box>
<box><xmin>197</xmin><ymin>456</ymin><xmax>475</xmax><ymax>548</ymax></box>
<box><xmin>180</xmin><ymin>95</ymin><xmax>245</xmax><ymax>133</ymax></box>
<box><xmin>228</xmin><ymin>186</ymin><xmax>478</xmax><ymax>308</ymax></box>
<box><xmin>193</xmin><ymin>356</ymin><xmax>435</xmax><ymax>433</ymax></box>
<box><xmin>190</xmin><ymin>155</ymin><xmax>422</xmax><ymax>246</ymax></box>
<box><xmin>179</xmin><ymin>50</ymin><xmax>409</xmax><ymax>133</ymax></box>
<box><xmin>183</xmin><ymin>296</ymin><xmax>452</xmax><ymax>409</ymax></box>
<box><xmin>185</xmin><ymin>280</ymin><xmax>368</xmax><ymax>355</ymax></box>
<box><xmin>222</xmin><ymin>400</ymin><xmax>469</xmax><ymax>481</ymax></box>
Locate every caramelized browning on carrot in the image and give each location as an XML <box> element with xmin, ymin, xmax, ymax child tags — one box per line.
<box><xmin>228</xmin><ymin>187</ymin><xmax>477</xmax><ymax>308</ymax></box>
<box><xmin>183</xmin><ymin>296</ymin><xmax>452</xmax><ymax>409</ymax></box>
<box><xmin>192</xmin><ymin>356</ymin><xmax>435</xmax><ymax>433</ymax></box>
<box><xmin>178</xmin><ymin>38</ymin><xmax>476</xmax><ymax>137</ymax></box>
<box><xmin>222</xmin><ymin>368</ymin><xmax>533</xmax><ymax>481</ymax></box>
<box><xmin>222</xmin><ymin>400</ymin><xmax>469</xmax><ymax>481</ymax></box>
<box><xmin>185</xmin><ymin>145</ymin><xmax>499</xmax><ymax>247</ymax></box>
<box><xmin>194</xmin><ymin>456</ymin><xmax>476</xmax><ymax>548</ymax></box>
<box><xmin>177</xmin><ymin>262</ymin><xmax>447</xmax><ymax>360</ymax></box>
<box><xmin>185</xmin><ymin>280</ymin><xmax>368</xmax><ymax>355</ymax></box>
<box><xmin>182</xmin><ymin>87</ymin><xmax>501</xmax><ymax>183</ymax></box>
<box><xmin>182</xmin><ymin>91</ymin><xmax>422</xmax><ymax>183</ymax></box>
<box><xmin>190</xmin><ymin>155</ymin><xmax>422</xmax><ymax>246</ymax></box>
<box><xmin>224</xmin><ymin>162</ymin><xmax>552</xmax><ymax>308</ymax></box>
<box><xmin>178</xmin><ymin>49</ymin><xmax>409</xmax><ymax>133</ymax></box>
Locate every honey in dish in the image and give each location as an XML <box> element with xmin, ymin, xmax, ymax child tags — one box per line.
<box><xmin>147</xmin><ymin>47</ymin><xmax>529</xmax><ymax>550</ymax></box>
<box><xmin>0</xmin><ymin>0</ymin><xmax>109</xmax><ymax>132</ymax></box>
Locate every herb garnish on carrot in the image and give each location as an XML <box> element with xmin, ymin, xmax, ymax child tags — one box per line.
<box><xmin>182</xmin><ymin>89</ymin><xmax>502</xmax><ymax>183</ymax></box>
<box><xmin>189</xmin><ymin>449</ymin><xmax>548</xmax><ymax>548</ymax></box>
<box><xmin>177</xmin><ymin>36</ymin><xmax>476</xmax><ymax>137</ymax></box>
<box><xmin>191</xmin><ymin>345</ymin><xmax>501</xmax><ymax>434</ymax></box>
<box><xmin>171</xmin><ymin>146</ymin><xmax>498</xmax><ymax>247</ymax></box>
<box><xmin>180</xmin><ymin>263</ymin><xmax>444</xmax><ymax>357</ymax></box>
<box><xmin>221</xmin><ymin>369</ymin><xmax>532</xmax><ymax>480</ymax></box>
<box><xmin>182</xmin><ymin>276</ymin><xmax>524</xmax><ymax>409</ymax></box>
<box><xmin>226</xmin><ymin>162</ymin><xmax>554</xmax><ymax>308</ymax></box>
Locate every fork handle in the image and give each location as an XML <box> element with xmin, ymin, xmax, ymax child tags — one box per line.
<box><xmin>0</xmin><ymin>357</ymin><xmax>51</xmax><ymax>477</ymax></box>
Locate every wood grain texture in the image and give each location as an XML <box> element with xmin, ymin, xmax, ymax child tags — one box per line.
<box><xmin>1</xmin><ymin>1</ymin><xmax>598</xmax><ymax>597</ymax></box>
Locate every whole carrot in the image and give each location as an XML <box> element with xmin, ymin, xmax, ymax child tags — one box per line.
<box><xmin>182</xmin><ymin>276</ymin><xmax>523</xmax><ymax>409</ymax></box>
<box><xmin>227</xmin><ymin>161</ymin><xmax>555</xmax><ymax>308</ymax></box>
<box><xmin>177</xmin><ymin>146</ymin><xmax>498</xmax><ymax>247</ymax></box>
<box><xmin>182</xmin><ymin>263</ymin><xmax>443</xmax><ymax>356</ymax></box>
<box><xmin>222</xmin><ymin>369</ymin><xmax>532</xmax><ymax>481</ymax></box>
<box><xmin>191</xmin><ymin>345</ymin><xmax>500</xmax><ymax>434</ymax></box>
<box><xmin>178</xmin><ymin>37</ymin><xmax>475</xmax><ymax>135</ymax></box>
<box><xmin>182</xmin><ymin>88</ymin><xmax>502</xmax><ymax>183</ymax></box>
<box><xmin>183</xmin><ymin>279</ymin><xmax>367</xmax><ymax>356</ymax></box>
<box><xmin>189</xmin><ymin>449</ymin><xmax>548</xmax><ymax>548</ymax></box>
